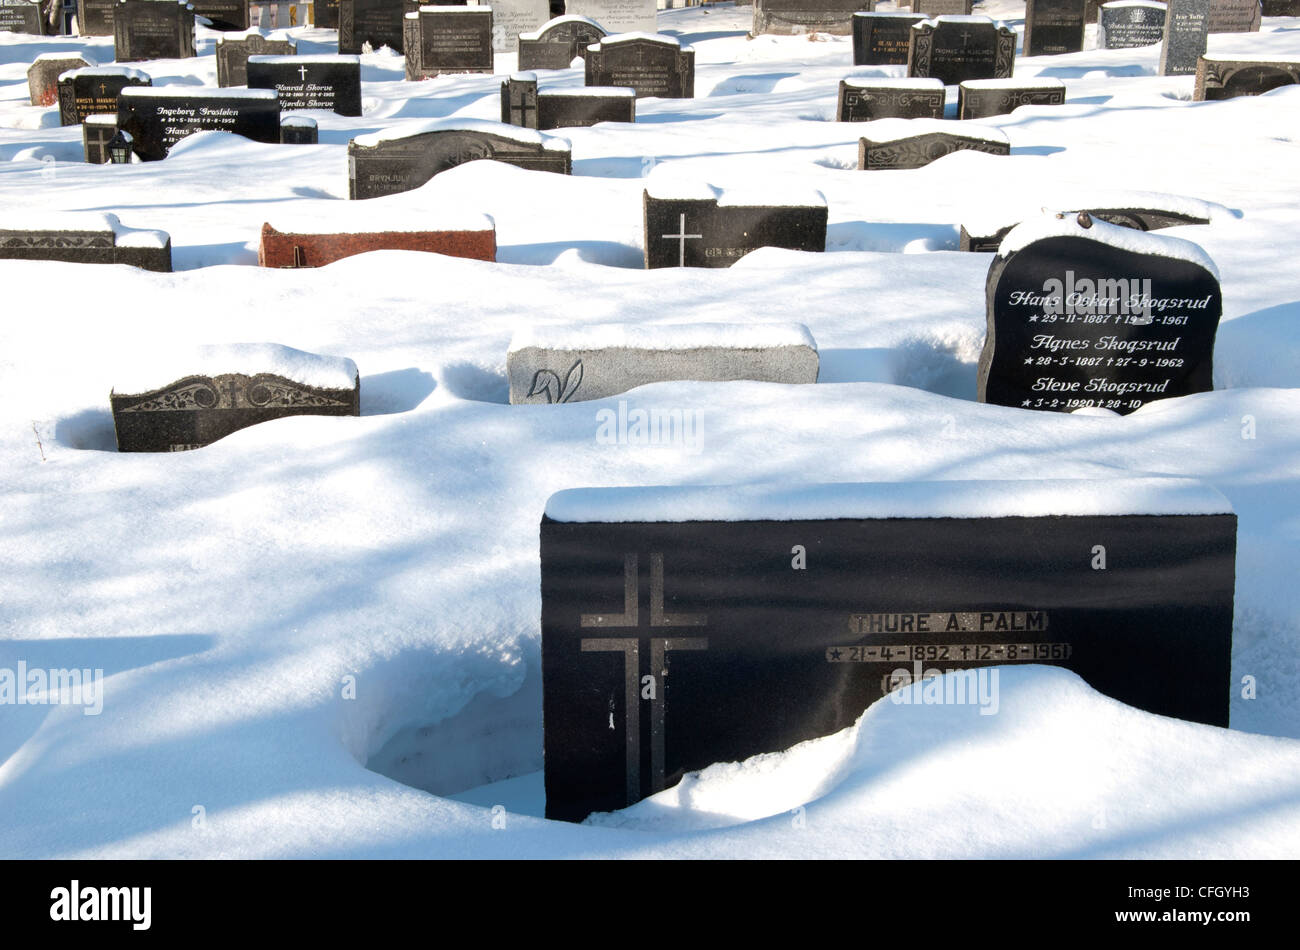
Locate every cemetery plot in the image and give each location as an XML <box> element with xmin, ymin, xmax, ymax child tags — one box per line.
<box><xmin>1194</xmin><ymin>54</ymin><xmax>1300</xmax><ymax>98</ymax></box>
<box><xmin>977</xmin><ymin>213</ymin><xmax>1222</xmax><ymax>414</ymax></box>
<box><xmin>247</xmin><ymin>55</ymin><xmax>362</xmax><ymax>116</ymax></box>
<box><xmin>1023</xmin><ymin>0</ymin><xmax>1087</xmax><ymax>55</ymax></box>
<box><xmin>215</xmin><ymin>30</ymin><xmax>297</xmax><ymax>88</ymax></box>
<box><xmin>1098</xmin><ymin>0</ymin><xmax>1167</xmax><ymax>48</ymax></box>
<box><xmin>957</xmin><ymin>78</ymin><xmax>1066</xmax><ymax>119</ymax></box>
<box><xmin>501</xmin><ymin>74</ymin><xmax>636</xmax><ymax>129</ymax></box>
<box><xmin>857</xmin><ymin>118</ymin><xmax>1009</xmax><ymax>169</ymax></box>
<box><xmin>837</xmin><ymin>78</ymin><xmax>944</xmax><ymax>121</ymax></box>
<box><xmin>540</xmin><ymin>478</ymin><xmax>1237</xmax><ymax>821</ymax></box>
<box><xmin>110</xmin><ymin>344</ymin><xmax>360</xmax><ymax>452</ymax></box>
<box><xmin>507</xmin><ymin>322</ymin><xmax>819</xmax><ymax>404</ymax></box>
<box><xmin>0</xmin><ymin>212</ymin><xmax>171</xmax><ymax>271</ymax></box>
<box><xmin>403</xmin><ymin>5</ymin><xmax>494</xmax><ymax>79</ymax></box>
<box><xmin>751</xmin><ymin>0</ymin><xmax>878</xmax><ymax>36</ymax></box>
<box><xmin>117</xmin><ymin>87</ymin><xmax>281</xmax><ymax>161</ymax></box>
<box><xmin>907</xmin><ymin>15</ymin><xmax>1017</xmax><ymax>86</ymax></box>
<box><xmin>517</xmin><ymin>14</ymin><xmax>607</xmax><ymax>70</ymax></box>
<box><xmin>852</xmin><ymin>11</ymin><xmax>926</xmax><ymax>65</ymax></box>
<box><xmin>339</xmin><ymin>0</ymin><xmax>415</xmax><ymax>55</ymax></box>
<box><xmin>585</xmin><ymin>33</ymin><xmax>694</xmax><ymax>99</ymax></box>
<box><xmin>113</xmin><ymin>0</ymin><xmax>197</xmax><ymax>63</ymax></box>
<box><xmin>58</xmin><ymin>66</ymin><xmax>152</xmax><ymax>127</ymax></box>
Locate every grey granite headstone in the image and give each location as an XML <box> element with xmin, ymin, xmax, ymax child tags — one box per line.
<box><xmin>1023</xmin><ymin>0</ymin><xmax>1086</xmax><ymax>55</ymax></box>
<box><xmin>248</xmin><ymin>54</ymin><xmax>362</xmax><ymax>116</ymax></box>
<box><xmin>501</xmin><ymin>74</ymin><xmax>635</xmax><ymax>129</ymax></box>
<box><xmin>585</xmin><ymin>34</ymin><xmax>694</xmax><ymax>99</ymax></box>
<box><xmin>403</xmin><ymin>6</ymin><xmax>494</xmax><ymax>79</ymax></box>
<box><xmin>958</xmin><ymin>78</ymin><xmax>1066</xmax><ymax>119</ymax></box>
<box><xmin>858</xmin><ymin>119</ymin><xmax>1010</xmax><ymax>170</ymax></box>
<box><xmin>507</xmin><ymin>322</ymin><xmax>819</xmax><ymax>404</ymax></box>
<box><xmin>76</xmin><ymin>0</ymin><xmax>116</xmax><ymax>33</ymax></box>
<box><xmin>563</xmin><ymin>0</ymin><xmax>654</xmax><ymax>34</ymax></box>
<box><xmin>1207</xmin><ymin>0</ymin><xmax>1260</xmax><ymax>30</ymax></box>
<box><xmin>82</xmin><ymin>113</ymin><xmax>119</xmax><ymax>163</ymax></box>
<box><xmin>960</xmin><ymin>203</ymin><xmax>1211</xmax><ymax>251</ymax></box>
<box><xmin>913</xmin><ymin>0</ymin><xmax>971</xmax><ymax>15</ymax></box>
<box><xmin>908</xmin><ymin>16</ymin><xmax>1016</xmax><ymax>86</ymax></box>
<box><xmin>0</xmin><ymin>0</ymin><xmax>43</xmax><ymax>33</ymax></box>
<box><xmin>518</xmin><ymin>15</ymin><xmax>607</xmax><ymax>70</ymax></box>
<box><xmin>1159</xmin><ymin>0</ymin><xmax>1211</xmax><ymax>76</ymax></box>
<box><xmin>347</xmin><ymin>121</ymin><xmax>572</xmax><ymax>199</ymax></box>
<box><xmin>58</xmin><ymin>67</ymin><xmax>152</xmax><ymax>126</ymax></box>
<box><xmin>1194</xmin><ymin>55</ymin><xmax>1300</xmax><ymax>98</ymax></box>
<box><xmin>837</xmin><ymin>77</ymin><xmax>944</xmax><ymax>120</ymax></box>
<box><xmin>0</xmin><ymin>213</ymin><xmax>171</xmax><ymax>270</ymax></box>
<box><xmin>29</xmin><ymin>55</ymin><xmax>90</xmax><ymax>107</ymax></box>
<box><xmin>852</xmin><ymin>11</ymin><xmax>926</xmax><ymax>65</ymax></box>
<box><xmin>1098</xmin><ymin>1</ymin><xmax>1166</xmax><ymax>48</ymax></box>
<box><xmin>117</xmin><ymin>88</ymin><xmax>281</xmax><ymax>160</ymax></box>
<box><xmin>216</xmin><ymin>31</ymin><xmax>296</xmax><ymax>88</ymax></box>
<box><xmin>751</xmin><ymin>0</ymin><xmax>877</xmax><ymax>36</ymax></box>
<box><xmin>643</xmin><ymin>186</ymin><xmax>827</xmax><ymax>268</ymax></box>
<box><xmin>113</xmin><ymin>0</ymin><xmax>197</xmax><ymax>63</ymax></box>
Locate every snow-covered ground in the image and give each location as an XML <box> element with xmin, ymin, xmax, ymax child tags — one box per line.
<box><xmin>1</xmin><ymin>3</ymin><xmax>1299</xmax><ymax>858</ymax></box>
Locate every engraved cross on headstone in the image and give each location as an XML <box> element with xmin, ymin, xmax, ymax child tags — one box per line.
<box><xmin>661</xmin><ymin>213</ymin><xmax>702</xmax><ymax>267</ymax></box>
<box><xmin>580</xmin><ymin>553</ymin><xmax>708</xmax><ymax>807</ymax></box>
<box><xmin>509</xmin><ymin>86</ymin><xmax>537</xmax><ymax>128</ymax></box>
<box><xmin>960</xmin><ymin>29</ymin><xmax>973</xmax><ymax>46</ymax></box>
<box><xmin>298</xmin><ymin>65</ymin><xmax>309</xmax><ymax>82</ymax></box>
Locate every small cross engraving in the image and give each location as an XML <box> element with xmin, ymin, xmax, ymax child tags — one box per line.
<box><xmin>298</xmin><ymin>65</ymin><xmax>309</xmax><ymax>82</ymax></box>
<box><xmin>661</xmin><ymin>213</ymin><xmax>702</xmax><ymax>267</ymax></box>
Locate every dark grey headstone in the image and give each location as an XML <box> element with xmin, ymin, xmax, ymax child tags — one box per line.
<box><xmin>0</xmin><ymin>0</ymin><xmax>43</xmax><ymax>33</ymax></box>
<box><xmin>1159</xmin><ymin>0</ymin><xmax>1211</xmax><ymax>75</ymax></box>
<box><xmin>907</xmin><ymin>16</ymin><xmax>1017</xmax><ymax>86</ymax></box>
<box><xmin>117</xmin><ymin>88</ymin><xmax>281</xmax><ymax>160</ymax></box>
<box><xmin>1023</xmin><ymin>0</ymin><xmax>1086</xmax><ymax>55</ymax></box>
<box><xmin>501</xmin><ymin>75</ymin><xmax>635</xmax><ymax>129</ymax></box>
<box><xmin>751</xmin><ymin>0</ymin><xmax>877</xmax><ymax>36</ymax></box>
<box><xmin>29</xmin><ymin>56</ymin><xmax>90</xmax><ymax>107</ymax></box>
<box><xmin>960</xmin><ymin>204</ymin><xmax>1211</xmax><ymax>251</ymax></box>
<box><xmin>1260</xmin><ymin>0</ymin><xmax>1299</xmax><ymax>13</ymax></box>
<box><xmin>347</xmin><ymin>121</ymin><xmax>572</xmax><ymax>199</ymax></box>
<box><xmin>76</xmin><ymin>0</ymin><xmax>117</xmax><ymax>33</ymax></box>
<box><xmin>0</xmin><ymin>214</ymin><xmax>171</xmax><ymax>270</ymax></box>
<box><xmin>82</xmin><ymin>114</ymin><xmax>119</xmax><ymax>163</ymax></box>
<box><xmin>58</xmin><ymin>67</ymin><xmax>152</xmax><ymax>126</ymax></box>
<box><xmin>913</xmin><ymin>0</ymin><xmax>971</xmax><ymax>14</ymax></box>
<box><xmin>539</xmin><ymin>479</ymin><xmax>1236</xmax><ymax>821</ymax></box>
<box><xmin>403</xmin><ymin>6</ymin><xmax>494</xmax><ymax>80</ymax></box>
<box><xmin>1207</xmin><ymin>0</ymin><xmax>1261</xmax><ymax>30</ymax></box>
<box><xmin>188</xmin><ymin>0</ymin><xmax>246</xmax><ymax>29</ymax></box>
<box><xmin>837</xmin><ymin>77</ymin><xmax>944</xmax><ymax>120</ymax></box>
<box><xmin>958</xmin><ymin>78</ymin><xmax>1066</xmax><ymax>119</ymax></box>
<box><xmin>517</xmin><ymin>14</ymin><xmax>606</xmax><ymax>70</ymax></box>
<box><xmin>113</xmin><ymin>0</ymin><xmax>197</xmax><ymax>63</ymax></box>
<box><xmin>314</xmin><ymin>0</ymin><xmax>339</xmax><ymax>29</ymax></box>
<box><xmin>852</xmin><ymin>11</ymin><xmax>926</xmax><ymax>65</ymax></box>
<box><xmin>1194</xmin><ymin>55</ymin><xmax>1300</xmax><ymax>98</ymax></box>
<box><xmin>585</xmin><ymin>35</ymin><xmax>695</xmax><ymax>99</ymax></box>
<box><xmin>978</xmin><ymin>214</ymin><xmax>1221</xmax><ymax>414</ymax></box>
<box><xmin>248</xmin><ymin>55</ymin><xmax>362</xmax><ymax>116</ymax></box>
<box><xmin>339</xmin><ymin>0</ymin><xmax>417</xmax><ymax>54</ymax></box>
<box><xmin>280</xmin><ymin>115</ymin><xmax>318</xmax><ymax>143</ymax></box>
<box><xmin>858</xmin><ymin>121</ymin><xmax>1009</xmax><ymax>169</ymax></box>
<box><xmin>643</xmin><ymin>189</ymin><xmax>827</xmax><ymax>269</ymax></box>
<box><xmin>216</xmin><ymin>31</ymin><xmax>296</xmax><ymax>87</ymax></box>
<box><xmin>1098</xmin><ymin>1</ymin><xmax>1167</xmax><ymax>48</ymax></box>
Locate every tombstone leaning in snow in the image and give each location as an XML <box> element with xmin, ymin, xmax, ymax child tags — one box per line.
<box><xmin>110</xmin><ymin>344</ymin><xmax>361</xmax><ymax>453</ymax></box>
<box><xmin>539</xmin><ymin>478</ymin><xmax>1237</xmax><ymax>821</ymax></box>
<box><xmin>977</xmin><ymin>212</ymin><xmax>1222</xmax><ymax>415</ymax></box>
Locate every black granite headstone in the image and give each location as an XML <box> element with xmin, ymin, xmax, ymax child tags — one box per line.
<box><xmin>348</xmin><ymin>122</ymin><xmax>572</xmax><ymax>199</ymax></box>
<box><xmin>1260</xmin><ymin>0</ymin><xmax>1299</xmax><ymax>13</ymax></box>
<box><xmin>1024</xmin><ymin>0</ymin><xmax>1086</xmax><ymax>55</ymax></box>
<box><xmin>978</xmin><ymin>214</ymin><xmax>1221</xmax><ymax>414</ymax></box>
<box><xmin>852</xmin><ymin>11</ymin><xmax>926</xmax><ymax>65</ymax></box>
<box><xmin>314</xmin><ymin>0</ymin><xmax>339</xmax><ymax>28</ymax></box>
<box><xmin>585</xmin><ymin>35</ymin><xmax>694</xmax><ymax>99</ymax></box>
<box><xmin>517</xmin><ymin>14</ymin><xmax>606</xmax><ymax>70</ymax></box>
<box><xmin>0</xmin><ymin>0</ymin><xmax>43</xmax><ymax>33</ymax></box>
<box><xmin>339</xmin><ymin>0</ymin><xmax>416</xmax><ymax>54</ymax></box>
<box><xmin>752</xmin><ymin>0</ymin><xmax>877</xmax><ymax>35</ymax></box>
<box><xmin>957</xmin><ymin>78</ymin><xmax>1066</xmax><ymax>119</ymax></box>
<box><xmin>248</xmin><ymin>55</ymin><xmax>362</xmax><ymax>116</ymax></box>
<box><xmin>280</xmin><ymin>115</ymin><xmax>318</xmax><ymax>143</ymax></box>
<box><xmin>58</xmin><ymin>67</ymin><xmax>152</xmax><ymax>126</ymax></box>
<box><xmin>0</xmin><ymin>214</ymin><xmax>171</xmax><ymax>270</ymax></box>
<box><xmin>1159</xmin><ymin>0</ymin><xmax>1210</xmax><ymax>75</ymax></box>
<box><xmin>82</xmin><ymin>114</ymin><xmax>119</xmax><ymax>162</ymax></box>
<box><xmin>118</xmin><ymin>88</ymin><xmax>281</xmax><ymax>160</ymax></box>
<box><xmin>77</xmin><ymin>0</ymin><xmax>117</xmax><ymax>33</ymax></box>
<box><xmin>216</xmin><ymin>31</ymin><xmax>297</xmax><ymax>87</ymax></box>
<box><xmin>960</xmin><ymin>205</ymin><xmax>1211</xmax><ymax>251</ymax></box>
<box><xmin>643</xmin><ymin>190</ymin><xmax>827</xmax><ymax>269</ymax></box>
<box><xmin>113</xmin><ymin>0</ymin><xmax>197</xmax><ymax>63</ymax></box>
<box><xmin>189</xmin><ymin>0</ymin><xmax>246</xmax><ymax>29</ymax></box>
<box><xmin>540</xmin><ymin>479</ymin><xmax>1236</xmax><ymax>821</ymax></box>
<box><xmin>1098</xmin><ymin>1</ymin><xmax>1167</xmax><ymax>48</ymax></box>
<box><xmin>501</xmin><ymin>75</ymin><xmax>635</xmax><ymax>129</ymax></box>
<box><xmin>1194</xmin><ymin>55</ymin><xmax>1300</xmax><ymax>99</ymax></box>
<box><xmin>858</xmin><ymin>122</ymin><xmax>1009</xmax><ymax>169</ymax></box>
<box><xmin>907</xmin><ymin>16</ymin><xmax>1016</xmax><ymax>86</ymax></box>
<box><xmin>403</xmin><ymin>6</ymin><xmax>493</xmax><ymax>79</ymax></box>
<box><xmin>837</xmin><ymin>78</ymin><xmax>944</xmax><ymax>120</ymax></box>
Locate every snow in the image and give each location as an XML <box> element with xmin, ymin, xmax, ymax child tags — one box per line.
<box><xmin>997</xmin><ymin>211</ymin><xmax>1221</xmax><ymax>279</ymax></box>
<box><xmin>961</xmin><ymin>189</ymin><xmax>1228</xmax><ymax>239</ymax></box>
<box><xmin>960</xmin><ymin>77</ymin><xmax>1068</xmax><ymax>89</ymax></box>
<box><xmin>112</xmin><ymin>343</ymin><xmax>359</xmax><ymax>395</ymax></box>
<box><xmin>0</xmin><ymin>210</ymin><xmax>167</xmax><ymax>248</ymax></box>
<box><xmin>842</xmin><ymin>77</ymin><xmax>944</xmax><ymax>89</ymax></box>
<box><xmin>645</xmin><ymin>165</ymin><xmax>826</xmax><ymax>207</ymax></box>
<box><xmin>0</xmin><ymin>3</ymin><xmax>1299</xmax><ymax>860</ymax></box>
<box><xmin>248</xmin><ymin>55</ymin><xmax>360</xmax><ymax>65</ymax></box>
<box><xmin>518</xmin><ymin>15</ymin><xmax>606</xmax><ymax>41</ymax></box>
<box><xmin>350</xmin><ymin>117</ymin><xmax>571</xmax><ymax>152</ymax></box>
<box><xmin>214</xmin><ymin>28</ymin><xmax>293</xmax><ymax>43</ymax></box>
<box><xmin>1203</xmin><ymin>53</ymin><xmax>1300</xmax><ymax>63</ymax></box>
<box><xmin>593</xmin><ymin>31</ymin><xmax>684</xmax><ymax>48</ymax></box>
<box><xmin>1101</xmin><ymin>0</ymin><xmax>1167</xmax><ymax>7</ymax></box>
<box><xmin>509</xmin><ymin>320</ymin><xmax>816</xmax><ymax>354</ymax></box>
<box><xmin>858</xmin><ymin>117</ymin><xmax>1009</xmax><ymax>143</ymax></box>
<box><xmin>265</xmin><ymin>195</ymin><xmax>493</xmax><ymax>234</ymax></box>
<box><xmin>544</xmin><ymin>476</ymin><xmax>1232</xmax><ymax>523</ymax></box>
<box><xmin>84</xmin><ymin>113</ymin><xmax>118</xmax><ymax>126</ymax></box>
<box><xmin>59</xmin><ymin>65</ymin><xmax>150</xmax><ymax>83</ymax></box>
<box><xmin>279</xmin><ymin>114</ymin><xmax>317</xmax><ymax>127</ymax></box>
<box><xmin>540</xmin><ymin>86</ymin><xmax>636</xmax><ymax>97</ymax></box>
<box><xmin>120</xmin><ymin>86</ymin><xmax>279</xmax><ymax>100</ymax></box>
<box><xmin>34</xmin><ymin>51</ymin><xmax>96</xmax><ymax>64</ymax></box>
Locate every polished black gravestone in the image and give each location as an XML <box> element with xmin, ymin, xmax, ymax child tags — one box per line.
<box><xmin>82</xmin><ymin>114</ymin><xmax>119</xmax><ymax>162</ymax></box>
<box><xmin>1159</xmin><ymin>0</ymin><xmax>1210</xmax><ymax>75</ymax></box>
<box><xmin>403</xmin><ymin>5</ymin><xmax>493</xmax><ymax>79</ymax></box>
<box><xmin>0</xmin><ymin>214</ymin><xmax>171</xmax><ymax>270</ymax></box>
<box><xmin>643</xmin><ymin>188</ymin><xmax>827</xmax><ymax>268</ymax></box>
<box><xmin>113</xmin><ymin>0</ymin><xmax>197</xmax><ymax>63</ymax></box>
<box><xmin>517</xmin><ymin>14</ymin><xmax>606</xmax><ymax>70</ymax></box>
<box><xmin>1098</xmin><ymin>0</ymin><xmax>1167</xmax><ymax>48</ymax></box>
<box><xmin>347</xmin><ymin>121</ymin><xmax>572</xmax><ymax>198</ymax></box>
<box><xmin>339</xmin><ymin>0</ymin><xmax>417</xmax><ymax>54</ymax></box>
<box><xmin>77</xmin><ymin>0</ymin><xmax>117</xmax><ymax>33</ymax></box>
<box><xmin>216</xmin><ymin>31</ymin><xmax>296</xmax><ymax>87</ymax></box>
<box><xmin>752</xmin><ymin>0</ymin><xmax>877</xmax><ymax>36</ymax></box>
<box><xmin>540</xmin><ymin>479</ymin><xmax>1237</xmax><ymax>822</ymax></box>
<box><xmin>585</xmin><ymin>34</ymin><xmax>694</xmax><ymax>99</ymax></box>
<box><xmin>852</xmin><ymin>11</ymin><xmax>926</xmax><ymax>65</ymax></box>
<box><xmin>188</xmin><ymin>0</ymin><xmax>247</xmax><ymax>29</ymax></box>
<box><xmin>978</xmin><ymin>213</ymin><xmax>1221</xmax><ymax>414</ymax></box>
<box><xmin>118</xmin><ymin>88</ymin><xmax>281</xmax><ymax>160</ymax></box>
<box><xmin>907</xmin><ymin>16</ymin><xmax>1016</xmax><ymax>86</ymax></box>
<box><xmin>837</xmin><ymin>78</ymin><xmax>944</xmax><ymax>120</ymax></box>
<box><xmin>280</xmin><ymin>114</ymin><xmax>318</xmax><ymax>143</ymax></box>
<box><xmin>314</xmin><ymin>0</ymin><xmax>340</xmax><ymax>29</ymax></box>
<box><xmin>248</xmin><ymin>55</ymin><xmax>362</xmax><ymax>115</ymax></box>
<box><xmin>858</xmin><ymin>120</ymin><xmax>1009</xmax><ymax>169</ymax></box>
<box><xmin>1024</xmin><ymin>0</ymin><xmax>1086</xmax><ymax>55</ymax></box>
<box><xmin>501</xmin><ymin>74</ymin><xmax>635</xmax><ymax>129</ymax></box>
<box><xmin>112</xmin><ymin>363</ymin><xmax>360</xmax><ymax>451</ymax></box>
<box><xmin>0</xmin><ymin>0</ymin><xmax>43</xmax><ymax>33</ymax></box>
<box><xmin>957</xmin><ymin>78</ymin><xmax>1065</xmax><ymax>119</ymax></box>
<box><xmin>1194</xmin><ymin>55</ymin><xmax>1300</xmax><ymax>98</ymax></box>
<box><xmin>960</xmin><ymin>204</ymin><xmax>1211</xmax><ymax>251</ymax></box>
<box><xmin>58</xmin><ymin>67</ymin><xmax>152</xmax><ymax>126</ymax></box>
